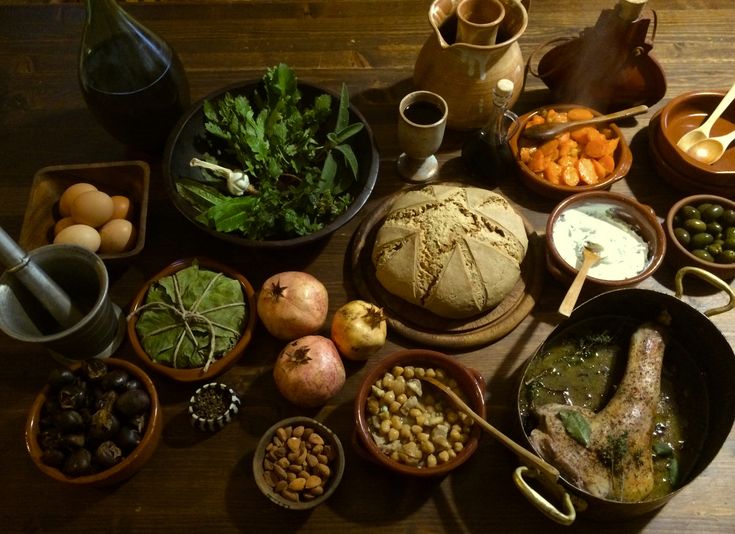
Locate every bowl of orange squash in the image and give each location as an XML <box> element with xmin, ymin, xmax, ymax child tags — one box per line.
<box><xmin>508</xmin><ymin>105</ymin><xmax>633</xmax><ymax>199</ymax></box>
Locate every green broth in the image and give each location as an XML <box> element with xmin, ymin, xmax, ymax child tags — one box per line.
<box><xmin>520</xmin><ymin>317</ymin><xmax>708</xmax><ymax>500</ymax></box>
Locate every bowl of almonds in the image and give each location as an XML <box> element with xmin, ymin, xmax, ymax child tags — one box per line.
<box><xmin>252</xmin><ymin>416</ymin><xmax>345</xmax><ymax>510</ymax></box>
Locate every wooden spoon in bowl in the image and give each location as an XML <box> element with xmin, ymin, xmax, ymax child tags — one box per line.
<box><xmin>522</xmin><ymin>105</ymin><xmax>648</xmax><ymax>142</ymax></box>
<box><xmin>685</xmin><ymin>129</ymin><xmax>735</xmax><ymax>165</ymax></box>
<box><xmin>676</xmin><ymin>81</ymin><xmax>735</xmax><ymax>152</ymax></box>
<box><xmin>558</xmin><ymin>242</ymin><xmax>603</xmax><ymax>317</ymax></box>
<box><xmin>419</xmin><ymin>375</ymin><xmax>560</xmax><ymax>482</ymax></box>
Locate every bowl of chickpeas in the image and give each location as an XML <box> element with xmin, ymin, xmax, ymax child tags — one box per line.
<box><xmin>508</xmin><ymin>104</ymin><xmax>633</xmax><ymax>200</ymax></box>
<box><xmin>353</xmin><ymin>349</ymin><xmax>486</xmax><ymax>477</ymax></box>
<box><xmin>665</xmin><ymin>194</ymin><xmax>735</xmax><ymax>280</ymax></box>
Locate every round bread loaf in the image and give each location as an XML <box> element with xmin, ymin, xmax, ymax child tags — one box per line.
<box><xmin>371</xmin><ymin>184</ymin><xmax>528</xmax><ymax>319</ymax></box>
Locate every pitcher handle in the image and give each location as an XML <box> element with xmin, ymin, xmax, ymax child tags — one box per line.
<box><xmin>513</xmin><ymin>465</ymin><xmax>576</xmax><ymax>526</ymax></box>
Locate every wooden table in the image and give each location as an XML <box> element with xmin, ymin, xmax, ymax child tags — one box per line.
<box><xmin>1</xmin><ymin>1</ymin><xmax>734</xmax><ymax>532</ymax></box>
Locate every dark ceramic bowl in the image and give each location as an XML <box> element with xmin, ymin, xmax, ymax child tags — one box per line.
<box><xmin>545</xmin><ymin>191</ymin><xmax>666</xmax><ymax>289</ymax></box>
<box><xmin>353</xmin><ymin>349</ymin><xmax>486</xmax><ymax>477</ymax></box>
<box><xmin>508</xmin><ymin>104</ymin><xmax>632</xmax><ymax>199</ymax></box>
<box><xmin>658</xmin><ymin>90</ymin><xmax>735</xmax><ymax>182</ymax></box>
<box><xmin>253</xmin><ymin>416</ymin><xmax>345</xmax><ymax>510</ymax></box>
<box><xmin>127</xmin><ymin>257</ymin><xmax>257</xmax><ymax>382</ymax></box>
<box><xmin>25</xmin><ymin>358</ymin><xmax>162</xmax><ymax>487</ymax></box>
<box><xmin>665</xmin><ymin>194</ymin><xmax>735</xmax><ymax>280</ymax></box>
<box><xmin>163</xmin><ymin>80</ymin><xmax>379</xmax><ymax>248</ymax></box>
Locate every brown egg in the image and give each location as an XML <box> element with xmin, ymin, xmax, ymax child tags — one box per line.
<box><xmin>59</xmin><ymin>182</ymin><xmax>97</xmax><ymax>217</ymax></box>
<box><xmin>54</xmin><ymin>224</ymin><xmax>101</xmax><ymax>252</ymax></box>
<box><xmin>99</xmin><ymin>219</ymin><xmax>137</xmax><ymax>254</ymax></box>
<box><xmin>110</xmin><ymin>195</ymin><xmax>132</xmax><ymax>220</ymax></box>
<box><xmin>53</xmin><ymin>216</ymin><xmax>76</xmax><ymax>236</ymax></box>
<box><xmin>71</xmin><ymin>190</ymin><xmax>114</xmax><ymax>227</ymax></box>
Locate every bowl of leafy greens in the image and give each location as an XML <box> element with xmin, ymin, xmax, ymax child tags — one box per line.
<box><xmin>126</xmin><ymin>257</ymin><xmax>257</xmax><ymax>382</ymax></box>
<box><xmin>163</xmin><ymin>64</ymin><xmax>379</xmax><ymax>248</ymax></box>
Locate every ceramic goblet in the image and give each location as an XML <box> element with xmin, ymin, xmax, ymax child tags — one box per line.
<box><xmin>397</xmin><ymin>90</ymin><xmax>448</xmax><ymax>182</ymax></box>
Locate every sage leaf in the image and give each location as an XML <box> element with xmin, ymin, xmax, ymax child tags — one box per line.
<box><xmin>558</xmin><ymin>410</ymin><xmax>591</xmax><ymax>447</ymax></box>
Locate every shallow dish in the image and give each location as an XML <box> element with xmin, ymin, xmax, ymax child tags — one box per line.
<box><xmin>353</xmin><ymin>349</ymin><xmax>485</xmax><ymax>477</ymax></box>
<box><xmin>188</xmin><ymin>382</ymin><xmax>241</xmax><ymax>431</ymax></box>
<box><xmin>19</xmin><ymin>161</ymin><xmax>149</xmax><ymax>261</ymax></box>
<box><xmin>658</xmin><ymin>90</ymin><xmax>735</xmax><ymax>179</ymax></box>
<box><xmin>508</xmin><ymin>104</ymin><xmax>632</xmax><ymax>199</ymax></box>
<box><xmin>545</xmin><ymin>191</ymin><xmax>666</xmax><ymax>289</ymax></box>
<box><xmin>127</xmin><ymin>257</ymin><xmax>257</xmax><ymax>382</ymax></box>
<box><xmin>665</xmin><ymin>194</ymin><xmax>735</xmax><ymax>280</ymax></box>
<box><xmin>163</xmin><ymin>80</ymin><xmax>379</xmax><ymax>248</ymax></box>
<box><xmin>25</xmin><ymin>358</ymin><xmax>162</xmax><ymax>487</ymax></box>
<box><xmin>253</xmin><ymin>416</ymin><xmax>345</xmax><ymax>510</ymax></box>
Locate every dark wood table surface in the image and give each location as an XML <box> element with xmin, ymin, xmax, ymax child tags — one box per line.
<box><xmin>1</xmin><ymin>0</ymin><xmax>734</xmax><ymax>532</ymax></box>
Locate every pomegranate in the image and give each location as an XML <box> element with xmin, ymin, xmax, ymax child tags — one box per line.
<box><xmin>257</xmin><ymin>271</ymin><xmax>328</xmax><ymax>341</ymax></box>
<box><xmin>273</xmin><ymin>335</ymin><xmax>345</xmax><ymax>407</ymax></box>
<box><xmin>330</xmin><ymin>300</ymin><xmax>387</xmax><ymax>360</ymax></box>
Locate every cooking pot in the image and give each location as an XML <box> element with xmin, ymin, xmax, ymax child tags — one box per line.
<box><xmin>513</xmin><ymin>267</ymin><xmax>735</xmax><ymax>523</ymax></box>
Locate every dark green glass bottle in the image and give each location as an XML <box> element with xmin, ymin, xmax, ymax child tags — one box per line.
<box><xmin>79</xmin><ymin>0</ymin><xmax>190</xmax><ymax>152</ymax></box>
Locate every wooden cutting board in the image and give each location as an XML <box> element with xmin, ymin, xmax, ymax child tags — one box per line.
<box><xmin>349</xmin><ymin>186</ymin><xmax>545</xmax><ymax>349</ymax></box>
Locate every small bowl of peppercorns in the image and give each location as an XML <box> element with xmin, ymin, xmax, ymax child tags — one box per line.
<box><xmin>188</xmin><ymin>382</ymin><xmax>240</xmax><ymax>431</ymax></box>
<box><xmin>252</xmin><ymin>416</ymin><xmax>345</xmax><ymax>510</ymax></box>
<box><xmin>24</xmin><ymin>358</ymin><xmax>162</xmax><ymax>486</ymax></box>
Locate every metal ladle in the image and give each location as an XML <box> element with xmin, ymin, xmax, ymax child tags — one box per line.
<box><xmin>685</xmin><ymin>128</ymin><xmax>735</xmax><ymax>165</ymax></box>
<box><xmin>676</xmin><ymin>81</ymin><xmax>735</xmax><ymax>152</ymax></box>
<box><xmin>522</xmin><ymin>105</ymin><xmax>648</xmax><ymax>142</ymax></box>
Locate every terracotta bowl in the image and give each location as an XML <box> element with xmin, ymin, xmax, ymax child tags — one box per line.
<box><xmin>253</xmin><ymin>416</ymin><xmax>345</xmax><ymax>510</ymax></box>
<box><xmin>665</xmin><ymin>194</ymin><xmax>735</xmax><ymax>280</ymax></box>
<box><xmin>648</xmin><ymin>112</ymin><xmax>735</xmax><ymax>197</ymax></box>
<box><xmin>18</xmin><ymin>161</ymin><xmax>150</xmax><ymax>262</ymax></box>
<box><xmin>353</xmin><ymin>349</ymin><xmax>486</xmax><ymax>477</ymax></box>
<box><xmin>25</xmin><ymin>357</ymin><xmax>162</xmax><ymax>487</ymax></box>
<box><xmin>127</xmin><ymin>257</ymin><xmax>257</xmax><ymax>382</ymax></box>
<box><xmin>508</xmin><ymin>104</ymin><xmax>632</xmax><ymax>199</ymax></box>
<box><xmin>546</xmin><ymin>191</ymin><xmax>666</xmax><ymax>289</ymax></box>
<box><xmin>658</xmin><ymin>90</ymin><xmax>735</xmax><ymax>182</ymax></box>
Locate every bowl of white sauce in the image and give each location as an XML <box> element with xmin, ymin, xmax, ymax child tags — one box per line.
<box><xmin>546</xmin><ymin>191</ymin><xmax>666</xmax><ymax>288</ymax></box>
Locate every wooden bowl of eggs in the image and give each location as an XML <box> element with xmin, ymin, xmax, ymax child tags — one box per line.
<box><xmin>19</xmin><ymin>161</ymin><xmax>149</xmax><ymax>261</ymax></box>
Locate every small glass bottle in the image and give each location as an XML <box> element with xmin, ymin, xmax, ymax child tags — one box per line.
<box><xmin>461</xmin><ymin>78</ymin><xmax>518</xmax><ymax>183</ymax></box>
<box><xmin>78</xmin><ymin>0</ymin><xmax>190</xmax><ymax>153</ymax></box>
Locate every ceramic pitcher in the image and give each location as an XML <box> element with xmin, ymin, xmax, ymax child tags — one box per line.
<box><xmin>414</xmin><ymin>0</ymin><xmax>529</xmax><ymax>130</ymax></box>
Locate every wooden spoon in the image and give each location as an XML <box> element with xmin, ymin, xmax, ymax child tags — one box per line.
<box><xmin>419</xmin><ymin>375</ymin><xmax>560</xmax><ymax>481</ymax></box>
<box><xmin>676</xmin><ymin>81</ymin><xmax>735</xmax><ymax>152</ymax></box>
<box><xmin>522</xmin><ymin>105</ymin><xmax>647</xmax><ymax>142</ymax></box>
<box><xmin>685</xmin><ymin>129</ymin><xmax>735</xmax><ymax>165</ymax></box>
<box><xmin>558</xmin><ymin>242</ymin><xmax>603</xmax><ymax>317</ymax></box>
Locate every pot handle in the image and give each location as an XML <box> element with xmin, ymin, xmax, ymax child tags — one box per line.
<box><xmin>674</xmin><ymin>266</ymin><xmax>735</xmax><ymax>317</ymax></box>
<box><xmin>525</xmin><ymin>36</ymin><xmax>573</xmax><ymax>80</ymax></box>
<box><xmin>513</xmin><ymin>465</ymin><xmax>576</xmax><ymax>526</ymax></box>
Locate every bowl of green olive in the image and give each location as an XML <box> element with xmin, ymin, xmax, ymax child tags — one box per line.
<box><xmin>666</xmin><ymin>194</ymin><xmax>735</xmax><ymax>280</ymax></box>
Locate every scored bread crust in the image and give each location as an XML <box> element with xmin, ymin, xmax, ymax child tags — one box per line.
<box><xmin>371</xmin><ymin>185</ymin><xmax>528</xmax><ymax>319</ymax></box>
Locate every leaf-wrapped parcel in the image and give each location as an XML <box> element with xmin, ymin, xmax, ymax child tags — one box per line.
<box><xmin>134</xmin><ymin>262</ymin><xmax>247</xmax><ymax>370</ymax></box>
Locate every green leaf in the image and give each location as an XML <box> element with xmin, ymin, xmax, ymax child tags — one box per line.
<box><xmin>557</xmin><ymin>410</ymin><xmax>591</xmax><ymax>447</ymax></box>
<box><xmin>318</xmin><ymin>151</ymin><xmax>338</xmax><ymax>192</ymax></box>
<box><xmin>333</xmin><ymin>143</ymin><xmax>359</xmax><ymax>179</ymax></box>
<box><xmin>336</xmin><ymin>83</ymin><xmax>350</xmax><ymax>131</ymax></box>
<box><xmin>653</xmin><ymin>442</ymin><xmax>674</xmax><ymax>457</ymax></box>
<box><xmin>134</xmin><ymin>262</ymin><xmax>247</xmax><ymax>369</ymax></box>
